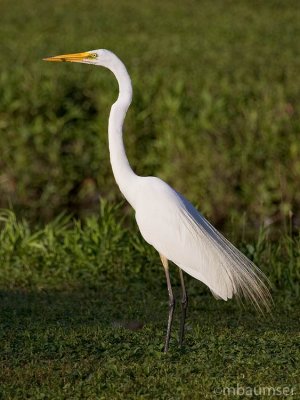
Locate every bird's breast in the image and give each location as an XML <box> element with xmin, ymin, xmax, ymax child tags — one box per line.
<box><xmin>134</xmin><ymin>177</ymin><xmax>183</xmax><ymax>254</ymax></box>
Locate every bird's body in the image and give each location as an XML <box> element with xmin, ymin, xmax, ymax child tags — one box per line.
<box><xmin>136</xmin><ymin>176</ymin><xmax>232</xmax><ymax>298</ymax></box>
<box><xmin>134</xmin><ymin>175</ymin><xmax>266</xmax><ymax>303</ymax></box>
<box><xmin>44</xmin><ymin>49</ymin><xmax>272</xmax><ymax>351</ymax></box>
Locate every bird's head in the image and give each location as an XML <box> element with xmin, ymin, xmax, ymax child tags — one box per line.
<box><xmin>43</xmin><ymin>48</ymin><xmax>132</xmax><ymax>98</ymax></box>
<box><xmin>43</xmin><ymin>49</ymin><xmax>116</xmax><ymax>68</ymax></box>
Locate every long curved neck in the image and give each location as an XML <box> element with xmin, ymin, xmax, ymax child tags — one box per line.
<box><xmin>108</xmin><ymin>59</ymin><xmax>139</xmax><ymax>209</ymax></box>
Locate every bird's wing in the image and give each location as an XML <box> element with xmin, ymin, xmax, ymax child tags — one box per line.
<box><xmin>135</xmin><ymin>177</ymin><xmax>271</xmax><ymax>311</ymax></box>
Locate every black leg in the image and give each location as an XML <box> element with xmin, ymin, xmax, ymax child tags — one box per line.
<box><xmin>178</xmin><ymin>268</ymin><xmax>188</xmax><ymax>347</ymax></box>
<box><xmin>160</xmin><ymin>254</ymin><xmax>175</xmax><ymax>353</ymax></box>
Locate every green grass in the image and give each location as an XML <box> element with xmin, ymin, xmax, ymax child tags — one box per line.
<box><xmin>1</xmin><ymin>287</ymin><xmax>298</xmax><ymax>399</ymax></box>
<box><xmin>0</xmin><ymin>203</ymin><xmax>299</xmax><ymax>398</ymax></box>
<box><xmin>0</xmin><ymin>0</ymin><xmax>300</xmax><ymax>397</ymax></box>
<box><xmin>0</xmin><ymin>0</ymin><xmax>300</xmax><ymax>231</ymax></box>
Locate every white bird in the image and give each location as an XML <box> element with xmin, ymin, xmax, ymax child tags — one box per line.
<box><xmin>44</xmin><ymin>49</ymin><xmax>272</xmax><ymax>352</ymax></box>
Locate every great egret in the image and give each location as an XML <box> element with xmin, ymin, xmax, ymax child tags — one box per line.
<box><xmin>44</xmin><ymin>49</ymin><xmax>271</xmax><ymax>352</ymax></box>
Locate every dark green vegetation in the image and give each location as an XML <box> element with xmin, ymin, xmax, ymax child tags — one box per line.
<box><xmin>0</xmin><ymin>0</ymin><xmax>300</xmax><ymax>398</ymax></box>
<box><xmin>0</xmin><ymin>205</ymin><xmax>299</xmax><ymax>399</ymax></box>
<box><xmin>0</xmin><ymin>204</ymin><xmax>300</xmax><ymax>399</ymax></box>
<box><xmin>0</xmin><ymin>0</ymin><xmax>300</xmax><ymax>231</ymax></box>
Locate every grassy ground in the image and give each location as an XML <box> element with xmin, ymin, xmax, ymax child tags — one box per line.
<box><xmin>1</xmin><ymin>286</ymin><xmax>298</xmax><ymax>399</ymax></box>
<box><xmin>0</xmin><ymin>205</ymin><xmax>299</xmax><ymax>399</ymax></box>
<box><xmin>1</xmin><ymin>0</ymin><xmax>300</xmax><ymax>398</ymax></box>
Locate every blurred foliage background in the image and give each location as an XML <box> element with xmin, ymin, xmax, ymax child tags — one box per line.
<box><xmin>0</xmin><ymin>0</ymin><xmax>299</xmax><ymax>235</ymax></box>
<box><xmin>0</xmin><ymin>4</ymin><xmax>299</xmax><ymax>396</ymax></box>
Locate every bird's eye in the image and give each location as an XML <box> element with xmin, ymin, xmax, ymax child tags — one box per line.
<box><xmin>87</xmin><ymin>53</ymin><xmax>97</xmax><ymax>59</ymax></box>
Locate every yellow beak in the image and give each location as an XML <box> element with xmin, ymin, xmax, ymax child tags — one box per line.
<box><xmin>43</xmin><ymin>51</ymin><xmax>91</xmax><ymax>63</ymax></box>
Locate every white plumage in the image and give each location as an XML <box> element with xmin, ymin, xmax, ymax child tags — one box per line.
<box><xmin>44</xmin><ymin>49</ymin><xmax>272</xmax><ymax>351</ymax></box>
<box><xmin>135</xmin><ymin>176</ymin><xmax>270</xmax><ymax>310</ymax></box>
